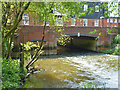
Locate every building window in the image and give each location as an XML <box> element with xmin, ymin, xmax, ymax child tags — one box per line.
<box><xmin>23</xmin><ymin>14</ymin><xmax>29</xmax><ymax>25</ymax></box>
<box><xmin>94</xmin><ymin>19</ymin><xmax>99</xmax><ymax>26</ymax></box>
<box><xmin>83</xmin><ymin>19</ymin><xmax>87</xmax><ymax>26</ymax></box>
<box><xmin>84</xmin><ymin>5</ymin><xmax>88</xmax><ymax>11</ymax></box>
<box><xmin>107</xmin><ymin>25</ymin><xmax>109</xmax><ymax>27</ymax></box>
<box><xmin>110</xmin><ymin>25</ymin><xmax>113</xmax><ymax>27</ymax></box>
<box><xmin>114</xmin><ymin>25</ymin><xmax>117</xmax><ymax>27</ymax></box>
<box><xmin>71</xmin><ymin>18</ymin><xmax>76</xmax><ymax>26</ymax></box>
<box><xmin>95</xmin><ymin>5</ymin><xmax>99</xmax><ymax>12</ymax></box>
<box><xmin>56</xmin><ymin>17</ymin><xmax>63</xmax><ymax>26</ymax></box>
<box><xmin>107</xmin><ymin>18</ymin><xmax>109</xmax><ymax>23</ymax></box>
<box><xmin>110</xmin><ymin>18</ymin><xmax>113</xmax><ymax>23</ymax></box>
<box><xmin>114</xmin><ymin>18</ymin><xmax>117</xmax><ymax>23</ymax></box>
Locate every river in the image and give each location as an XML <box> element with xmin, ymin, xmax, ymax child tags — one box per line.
<box><xmin>24</xmin><ymin>49</ymin><xmax>118</xmax><ymax>88</ymax></box>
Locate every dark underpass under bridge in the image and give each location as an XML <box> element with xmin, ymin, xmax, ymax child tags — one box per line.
<box><xmin>57</xmin><ymin>33</ymin><xmax>98</xmax><ymax>51</ymax></box>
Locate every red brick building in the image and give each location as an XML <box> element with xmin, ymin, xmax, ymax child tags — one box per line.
<box><xmin>14</xmin><ymin>2</ymin><xmax>119</xmax><ymax>55</ymax></box>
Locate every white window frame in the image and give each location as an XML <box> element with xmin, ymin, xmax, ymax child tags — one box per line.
<box><xmin>84</xmin><ymin>5</ymin><xmax>88</xmax><ymax>11</ymax></box>
<box><xmin>23</xmin><ymin>14</ymin><xmax>29</xmax><ymax>25</ymax></box>
<box><xmin>107</xmin><ymin>18</ymin><xmax>109</xmax><ymax>23</ymax></box>
<box><xmin>56</xmin><ymin>17</ymin><xmax>63</xmax><ymax>26</ymax></box>
<box><xmin>95</xmin><ymin>5</ymin><xmax>99</xmax><ymax>12</ymax></box>
<box><xmin>110</xmin><ymin>18</ymin><xmax>113</xmax><ymax>23</ymax></box>
<box><xmin>71</xmin><ymin>18</ymin><xmax>76</xmax><ymax>26</ymax></box>
<box><xmin>114</xmin><ymin>25</ymin><xmax>117</xmax><ymax>27</ymax></box>
<box><xmin>83</xmin><ymin>19</ymin><xmax>87</xmax><ymax>26</ymax></box>
<box><xmin>94</xmin><ymin>19</ymin><xmax>99</xmax><ymax>26</ymax></box>
<box><xmin>114</xmin><ymin>18</ymin><xmax>117</xmax><ymax>23</ymax></box>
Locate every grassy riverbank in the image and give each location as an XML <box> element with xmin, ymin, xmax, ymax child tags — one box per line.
<box><xmin>2</xmin><ymin>59</ymin><xmax>21</xmax><ymax>88</ymax></box>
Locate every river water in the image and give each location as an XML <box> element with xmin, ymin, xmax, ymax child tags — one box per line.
<box><xmin>24</xmin><ymin>49</ymin><xmax>118</xmax><ymax>88</ymax></box>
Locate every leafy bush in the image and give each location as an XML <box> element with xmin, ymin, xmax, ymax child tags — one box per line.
<box><xmin>21</xmin><ymin>41</ymin><xmax>40</xmax><ymax>51</ymax></box>
<box><xmin>2</xmin><ymin>58</ymin><xmax>21</xmax><ymax>88</ymax></box>
<box><xmin>98</xmin><ymin>46</ymin><xmax>120</xmax><ymax>55</ymax></box>
<box><xmin>99</xmin><ymin>34</ymin><xmax>120</xmax><ymax>55</ymax></box>
<box><xmin>113</xmin><ymin>34</ymin><xmax>120</xmax><ymax>44</ymax></box>
<box><xmin>98</xmin><ymin>49</ymin><xmax>114</xmax><ymax>54</ymax></box>
<box><xmin>111</xmin><ymin>34</ymin><xmax>120</xmax><ymax>47</ymax></box>
<box><xmin>113</xmin><ymin>45</ymin><xmax>120</xmax><ymax>55</ymax></box>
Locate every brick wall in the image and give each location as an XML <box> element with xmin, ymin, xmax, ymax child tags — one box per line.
<box><xmin>17</xmin><ymin>26</ymin><xmax>118</xmax><ymax>46</ymax></box>
<box><xmin>20</xmin><ymin>14</ymin><xmax>110</xmax><ymax>27</ymax></box>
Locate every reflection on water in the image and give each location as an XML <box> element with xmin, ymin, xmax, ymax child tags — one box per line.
<box><xmin>24</xmin><ymin>49</ymin><xmax>118</xmax><ymax>88</ymax></box>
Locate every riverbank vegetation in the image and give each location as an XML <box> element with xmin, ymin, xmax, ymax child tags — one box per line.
<box><xmin>1</xmin><ymin>2</ymin><xmax>92</xmax><ymax>88</ymax></box>
<box><xmin>1</xmin><ymin>1</ymin><xmax>118</xmax><ymax>89</ymax></box>
<box><xmin>79</xmin><ymin>82</ymin><xmax>107</xmax><ymax>88</ymax></box>
<box><xmin>98</xmin><ymin>34</ymin><xmax>120</xmax><ymax>55</ymax></box>
<box><xmin>2</xmin><ymin>59</ymin><xmax>21</xmax><ymax>88</ymax></box>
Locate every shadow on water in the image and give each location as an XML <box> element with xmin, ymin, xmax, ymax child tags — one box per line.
<box><xmin>24</xmin><ymin>45</ymin><xmax>118</xmax><ymax>88</ymax></box>
<box><xmin>57</xmin><ymin>45</ymin><xmax>106</xmax><ymax>57</ymax></box>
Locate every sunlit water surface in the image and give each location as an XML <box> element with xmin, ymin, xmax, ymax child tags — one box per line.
<box><xmin>24</xmin><ymin>50</ymin><xmax>118</xmax><ymax>88</ymax></box>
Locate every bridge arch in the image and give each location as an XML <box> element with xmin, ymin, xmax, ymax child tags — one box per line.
<box><xmin>57</xmin><ymin>33</ymin><xmax>98</xmax><ymax>51</ymax></box>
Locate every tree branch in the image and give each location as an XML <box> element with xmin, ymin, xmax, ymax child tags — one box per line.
<box><xmin>4</xmin><ymin>2</ymin><xmax>30</xmax><ymax>38</ymax></box>
<box><xmin>26</xmin><ymin>19</ymin><xmax>46</xmax><ymax>70</ymax></box>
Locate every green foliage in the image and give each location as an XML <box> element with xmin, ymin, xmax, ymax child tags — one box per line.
<box><xmin>99</xmin><ymin>49</ymin><xmax>114</xmax><ymax>54</ymax></box>
<box><xmin>112</xmin><ymin>34</ymin><xmax>120</xmax><ymax>44</ymax></box>
<box><xmin>2</xmin><ymin>2</ymin><xmax>31</xmax><ymax>59</ymax></box>
<box><xmin>90</xmin><ymin>30</ymin><xmax>102</xmax><ymax>40</ymax></box>
<box><xmin>90</xmin><ymin>30</ymin><xmax>97</xmax><ymax>34</ymax></box>
<box><xmin>79</xmin><ymin>82</ymin><xmax>107</xmax><ymax>88</ymax></box>
<box><xmin>98</xmin><ymin>45</ymin><xmax>120</xmax><ymax>55</ymax></box>
<box><xmin>21</xmin><ymin>41</ymin><xmax>41</xmax><ymax>61</ymax></box>
<box><xmin>2</xmin><ymin>59</ymin><xmax>21</xmax><ymax>88</ymax></box>
<box><xmin>21</xmin><ymin>41</ymin><xmax>40</xmax><ymax>51</ymax></box>
<box><xmin>107</xmin><ymin>28</ymin><xmax>117</xmax><ymax>34</ymax></box>
<box><xmin>113</xmin><ymin>45</ymin><xmax>120</xmax><ymax>55</ymax></box>
<box><xmin>57</xmin><ymin>35</ymin><xmax>71</xmax><ymax>46</ymax></box>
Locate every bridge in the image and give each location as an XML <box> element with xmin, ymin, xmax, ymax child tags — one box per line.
<box><xmin>15</xmin><ymin>26</ymin><xmax>118</xmax><ymax>55</ymax></box>
<box><xmin>57</xmin><ymin>33</ymin><xmax>98</xmax><ymax>51</ymax></box>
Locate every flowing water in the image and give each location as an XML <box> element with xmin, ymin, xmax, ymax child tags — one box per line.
<box><xmin>24</xmin><ymin>49</ymin><xmax>118</xmax><ymax>88</ymax></box>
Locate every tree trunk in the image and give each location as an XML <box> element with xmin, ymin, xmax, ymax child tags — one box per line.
<box><xmin>20</xmin><ymin>34</ymin><xmax>24</xmax><ymax>84</ymax></box>
<box><xmin>26</xmin><ymin>12</ymin><xmax>47</xmax><ymax>70</ymax></box>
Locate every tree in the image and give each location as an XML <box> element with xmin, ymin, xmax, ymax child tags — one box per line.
<box><xmin>1</xmin><ymin>1</ymin><xmax>118</xmax><ymax>82</ymax></box>
<box><xmin>1</xmin><ymin>2</ymin><xmax>30</xmax><ymax>59</ymax></box>
<box><xmin>23</xmin><ymin>2</ymin><xmax>95</xmax><ymax>72</ymax></box>
<box><xmin>1</xmin><ymin>2</ymin><xmax>31</xmax><ymax>85</ymax></box>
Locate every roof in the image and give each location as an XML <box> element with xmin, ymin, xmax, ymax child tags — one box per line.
<box><xmin>71</xmin><ymin>2</ymin><xmax>108</xmax><ymax>19</ymax></box>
